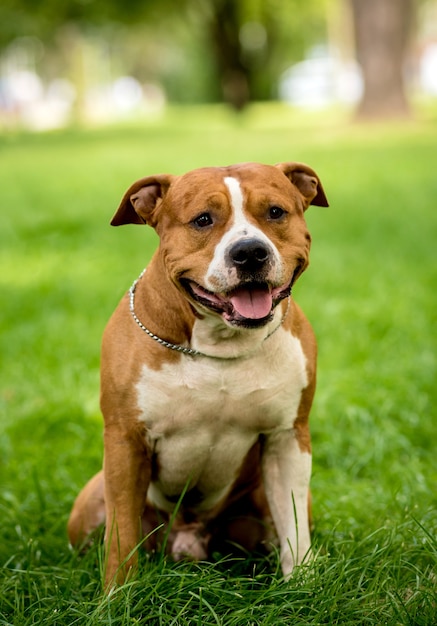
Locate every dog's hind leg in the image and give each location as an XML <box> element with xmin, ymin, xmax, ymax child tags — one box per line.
<box><xmin>68</xmin><ymin>470</ymin><xmax>106</xmax><ymax>547</ymax></box>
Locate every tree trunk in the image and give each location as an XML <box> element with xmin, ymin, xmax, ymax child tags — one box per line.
<box><xmin>350</xmin><ymin>0</ymin><xmax>414</xmax><ymax>119</ymax></box>
<box><xmin>209</xmin><ymin>0</ymin><xmax>250</xmax><ymax>111</ymax></box>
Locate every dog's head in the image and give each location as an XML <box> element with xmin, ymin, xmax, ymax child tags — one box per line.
<box><xmin>112</xmin><ymin>162</ymin><xmax>328</xmax><ymax>328</ymax></box>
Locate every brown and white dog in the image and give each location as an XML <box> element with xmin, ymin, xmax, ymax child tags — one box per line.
<box><xmin>67</xmin><ymin>161</ymin><xmax>328</xmax><ymax>586</ymax></box>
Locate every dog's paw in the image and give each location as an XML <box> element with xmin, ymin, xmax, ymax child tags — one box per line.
<box><xmin>171</xmin><ymin>528</ymin><xmax>209</xmax><ymax>561</ymax></box>
<box><xmin>281</xmin><ymin>543</ymin><xmax>313</xmax><ymax>579</ymax></box>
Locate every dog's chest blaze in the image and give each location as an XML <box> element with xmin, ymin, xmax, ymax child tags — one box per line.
<box><xmin>135</xmin><ymin>329</ymin><xmax>308</xmax><ymax>499</ymax></box>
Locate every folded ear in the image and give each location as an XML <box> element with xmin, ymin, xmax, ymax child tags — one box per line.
<box><xmin>111</xmin><ymin>174</ymin><xmax>175</xmax><ymax>226</ymax></box>
<box><xmin>275</xmin><ymin>162</ymin><xmax>329</xmax><ymax>209</ymax></box>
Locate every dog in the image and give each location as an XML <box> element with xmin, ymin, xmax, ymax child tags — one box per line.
<box><xmin>67</xmin><ymin>161</ymin><xmax>328</xmax><ymax>586</ymax></box>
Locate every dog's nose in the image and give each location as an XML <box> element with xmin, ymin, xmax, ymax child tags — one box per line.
<box><xmin>228</xmin><ymin>239</ymin><xmax>271</xmax><ymax>271</ymax></box>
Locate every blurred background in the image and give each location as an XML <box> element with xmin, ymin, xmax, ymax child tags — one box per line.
<box><xmin>1</xmin><ymin>0</ymin><xmax>436</xmax><ymax>130</ymax></box>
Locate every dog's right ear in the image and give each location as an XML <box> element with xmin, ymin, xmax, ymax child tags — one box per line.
<box><xmin>111</xmin><ymin>174</ymin><xmax>175</xmax><ymax>226</ymax></box>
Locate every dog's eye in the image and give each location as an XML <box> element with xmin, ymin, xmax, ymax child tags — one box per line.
<box><xmin>193</xmin><ymin>213</ymin><xmax>213</xmax><ymax>228</ymax></box>
<box><xmin>268</xmin><ymin>206</ymin><xmax>285</xmax><ymax>220</ymax></box>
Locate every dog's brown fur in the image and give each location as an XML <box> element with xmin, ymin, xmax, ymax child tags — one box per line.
<box><xmin>68</xmin><ymin>162</ymin><xmax>328</xmax><ymax>586</ymax></box>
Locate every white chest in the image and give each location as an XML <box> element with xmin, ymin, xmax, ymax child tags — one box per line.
<box><xmin>135</xmin><ymin>328</ymin><xmax>308</xmax><ymax>506</ymax></box>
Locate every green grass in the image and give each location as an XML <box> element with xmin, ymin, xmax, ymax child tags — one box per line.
<box><xmin>1</xmin><ymin>103</ymin><xmax>436</xmax><ymax>624</ymax></box>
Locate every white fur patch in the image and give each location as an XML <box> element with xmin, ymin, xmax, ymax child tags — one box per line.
<box><xmin>224</xmin><ymin>176</ymin><xmax>245</xmax><ymax>225</ymax></box>
<box><xmin>135</xmin><ymin>327</ymin><xmax>308</xmax><ymax>513</ymax></box>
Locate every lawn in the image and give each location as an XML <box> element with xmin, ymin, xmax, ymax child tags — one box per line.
<box><xmin>0</xmin><ymin>103</ymin><xmax>436</xmax><ymax>624</ymax></box>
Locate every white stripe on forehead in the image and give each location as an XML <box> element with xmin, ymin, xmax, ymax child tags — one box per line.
<box><xmin>224</xmin><ymin>176</ymin><xmax>245</xmax><ymax>225</ymax></box>
<box><xmin>203</xmin><ymin>175</ymin><xmax>281</xmax><ymax>291</ymax></box>
<box><xmin>223</xmin><ymin>175</ymin><xmax>268</xmax><ymax>236</ymax></box>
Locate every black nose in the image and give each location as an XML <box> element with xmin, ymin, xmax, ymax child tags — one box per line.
<box><xmin>228</xmin><ymin>239</ymin><xmax>271</xmax><ymax>271</ymax></box>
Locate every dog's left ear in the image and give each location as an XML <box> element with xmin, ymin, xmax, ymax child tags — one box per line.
<box><xmin>276</xmin><ymin>162</ymin><xmax>329</xmax><ymax>209</ymax></box>
<box><xmin>111</xmin><ymin>174</ymin><xmax>175</xmax><ymax>226</ymax></box>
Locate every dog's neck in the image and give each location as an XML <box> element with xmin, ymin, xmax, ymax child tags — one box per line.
<box><xmin>188</xmin><ymin>298</ymin><xmax>290</xmax><ymax>360</ymax></box>
<box><xmin>129</xmin><ymin>268</ymin><xmax>291</xmax><ymax>360</ymax></box>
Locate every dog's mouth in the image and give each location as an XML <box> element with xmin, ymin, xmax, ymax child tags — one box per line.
<box><xmin>181</xmin><ymin>279</ymin><xmax>292</xmax><ymax>328</ymax></box>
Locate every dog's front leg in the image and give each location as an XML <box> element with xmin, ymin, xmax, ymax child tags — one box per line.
<box><xmin>261</xmin><ymin>428</ymin><xmax>312</xmax><ymax>578</ymax></box>
<box><xmin>103</xmin><ymin>424</ymin><xmax>151</xmax><ymax>587</ymax></box>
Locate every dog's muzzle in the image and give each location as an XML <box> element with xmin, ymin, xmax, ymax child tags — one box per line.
<box><xmin>182</xmin><ymin>238</ymin><xmax>291</xmax><ymax>328</ymax></box>
<box><xmin>183</xmin><ymin>279</ymin><xmax>291</xmax><ymax>328</ymax></box>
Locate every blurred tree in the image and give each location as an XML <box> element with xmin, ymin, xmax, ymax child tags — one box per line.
<box><xmin>209</xmin><ymin>0</ymin><xmax>252</xmax><ymax>110</ymax></box>
<box><xmin>0</xmin><ymin>0</ymin><xmax>327</xmax><ymax>110</ymax></box>
<box><xmin>350</xmin><ymin>0</ymin><xmax>415</xmax><ymax>118</ymax></box>
<box><xmin>206</xmin><ymin>0</ymin><xmax>328</xmax><ymax>109</ymax></box>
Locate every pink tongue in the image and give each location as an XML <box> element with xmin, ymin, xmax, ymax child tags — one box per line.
<box><xmin>229</xmin><ymin>287</ymin><xmax>273</xmax><ymax>319</ymax></box>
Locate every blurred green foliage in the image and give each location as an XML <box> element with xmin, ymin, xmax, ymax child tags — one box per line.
<box><xmin>0</xmin><ymin>0</ymin><xmax>328</xmax><ymax>106</ymax></box>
